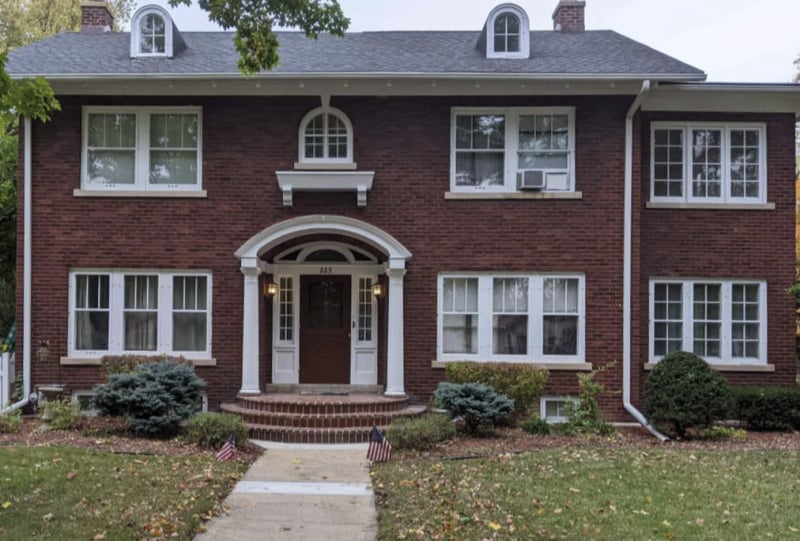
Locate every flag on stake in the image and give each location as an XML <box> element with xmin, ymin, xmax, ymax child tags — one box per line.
<box><xmin>215</xmin><ymin>434</ymin><xmax>236</xmax><ymax>461</ymax></box>
<box><xmin>366</xmin><ymin>426</ymin><xmax>392</xmax><ymax>463</ymax></box>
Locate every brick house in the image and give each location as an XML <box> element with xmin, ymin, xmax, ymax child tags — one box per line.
<box><xmin>6</xmin><ymin>0</ymin><xmax>799</xmax><ymax>439</ymax></box>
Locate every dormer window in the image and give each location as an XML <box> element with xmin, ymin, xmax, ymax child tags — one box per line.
<box><xmin>297</xmin><ymin>107</ymin><xmax>354</xmax><ymax>165</ymax></box>
<box><xmin>493</xmin><ymin>12</ymin><xmax>520</xmax><ymax>53</ymax></box>
<box><xmin>485</xmin><ymin>4</ymin><xmax>530</xmax><ymax>59</ymax></box>
<box><xmin>140</xmin><ymin>13</ymin><xmax>165</xmax><ymax>54</ymax></box>
<box><xmin>130</xmin><ymin>5</ymin><xmax>177</xmax><ymax>58</ymax></box>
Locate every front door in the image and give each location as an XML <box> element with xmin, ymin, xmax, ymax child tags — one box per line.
<box><xmin>299</xmin><ymin>275</ymin><xmax>351</xmax><ymax>383</ymax></box>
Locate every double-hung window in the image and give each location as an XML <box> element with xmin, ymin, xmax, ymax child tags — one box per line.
<box><xmin>651</xmin><ymin>123</ymin><xmax>766</xmax><ymax>204</ymax></box>
<box><xmin>82</xmin><ymin>107</ymin><xmax>202</xmax><ymax>192</ymax></box>
<box><xmin>69</xmin><ymin>270</ymin><xmax>212</xmax><ymax>359</ymax></box>
<box><xmin>650</xmin><ymin>279</ymin><xmax>766</xmax><ymax>364</ymax></box>
<box><xmin>438</xmin><ymin>273</ymin><xmax>584</xmax><ymax>362</ymax></box>
<box><xmin>451</xmin><ymin>107</ymin><xmax>575</xmax><ymax>193</ymax></box>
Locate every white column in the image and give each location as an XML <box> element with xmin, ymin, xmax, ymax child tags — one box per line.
<box><xmin>240</xmin><ymin>265</ymin><xmax>262</xmax><ymax>394</ymax></box>
<box><xmin>385</xmin><ymin>266</ymin><xmax>406</xmax><ymax>396</ymax></box>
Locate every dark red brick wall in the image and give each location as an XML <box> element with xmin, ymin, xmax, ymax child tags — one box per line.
<box><xmin>15</xmin><ymin>95</ymin><xmax>795</xmax><ymax>421</ymax></box>
<box><xmin>634</xmin><ymin>112</ymin><xmax>797</xmax><ymax>407</ymax></box>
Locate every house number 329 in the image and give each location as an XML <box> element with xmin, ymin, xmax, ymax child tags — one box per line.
<box><xmin>319</xmin><ymin>266</ymin><xmax>333</xmax><ymax>274</ymax></box>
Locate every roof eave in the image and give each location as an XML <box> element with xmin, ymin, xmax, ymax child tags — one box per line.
<box><xmin>8</xmin><ymin>71</ymin><xmax>708</xmax><ymax>82</ymax></box>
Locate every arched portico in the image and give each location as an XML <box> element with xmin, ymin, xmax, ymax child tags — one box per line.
<box><xmin>235</xmin><ymin>215</ymin><xmax>411</xmax><ymax>396</ymax></box>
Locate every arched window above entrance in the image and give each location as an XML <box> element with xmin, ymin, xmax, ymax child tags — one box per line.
<box><xmin>273</xmin><ymin>242</ymin><xmax>378</xmax><ymax>264</ymax></box>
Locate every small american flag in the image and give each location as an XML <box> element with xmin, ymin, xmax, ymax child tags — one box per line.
<box><xmin>366</xmin><ymin>426</ymin><xmax>392</xmax><ymax>463</ymax></box>
<box><xmin>215</xmin><ymin>434</ymin><xmax>236</xmax><ymax>461</ymax></box>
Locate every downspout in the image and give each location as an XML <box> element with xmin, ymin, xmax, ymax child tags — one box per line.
<box><xmin>623</xmin><ymin>81</ymin><xmax>668</xmax><ymax>442</ymax></box>
<box><xmin>2</xmin><ymin>116</ymin><xmax>33</xmax><ymax>412</ymax></box>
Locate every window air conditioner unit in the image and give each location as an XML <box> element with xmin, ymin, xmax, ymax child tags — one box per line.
<box><xmin>517</xmin><ymin>169</ymin><xmax>546</xmax><ymax>190</ymax></box>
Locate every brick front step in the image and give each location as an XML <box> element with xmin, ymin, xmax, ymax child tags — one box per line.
<box><xmin>232</xmin><ymin>393</ymin><xmax>412</xmax><ymax>415</ymax></box>
<box><xmin>221</xmin><ymin>392</ymin><xmax>426</xmax><ymax>443</ymax></box>
<box><xmin>221</xmin><ymin>402</ymin><xmax>425</xmax><ymax>429</ymax></box>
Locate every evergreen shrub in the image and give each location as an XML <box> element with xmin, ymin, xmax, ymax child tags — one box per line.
<box><xmin>434</xmin><ymin>382</ymin><xmax>514</xmax><ymax>434</ymax></box>
<box><xmin>644</xmin><ymin>351</ymin><xmax>733</xmax><ymax>438</ymax></box>
<box><xmin>93</xmin><ymin>360</ymin><xmax>206</xmax><ymax>436</ymax></box>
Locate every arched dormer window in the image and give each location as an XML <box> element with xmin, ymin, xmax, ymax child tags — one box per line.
<box><xmin>485</xmin><ymin>4</ymin><xmax>530</xmax><ymax>59</ymax></box>
<box><xmin>298</xmin><ymin>107</ymin><xmax>354</xmax><ymax>165</ymax></box>
<box><xmin>130</xmin><ymin>5</ymin><xmax>174</xmax><ymax>58</ymax></box>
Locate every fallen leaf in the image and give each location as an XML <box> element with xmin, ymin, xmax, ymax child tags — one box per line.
<box><xmin>1</xmin><ymin>502</ymin><xmax>11</xmax><ymax>509</ymax></box>
<box><xmin>488</xmin><ymin>522</ymin><xmax>502</xmax><ymax>531</ymax></box>
<box><xmin>93</xmin><ymin>532</ymin><xmax>107</xmax><ymax>540</ymax></box>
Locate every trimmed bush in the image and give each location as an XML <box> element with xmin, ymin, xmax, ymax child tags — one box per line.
<box><xmin>185</xmin><ymin>412</ymin><xmax>249</xmax><ymax>448</ymax></box>
<box><xmin>644</xmin><ymin>351</ymin><xmax>733</xmax><ymax>438</ymax></box>
<box><xmin>41</xmin><ymin>399</ymin><xmax>82</xmax><ymax>430</ymax></box>
<box><xmin>731</xmin><ymin>386</ymin><xmax>800</xmax><ymax>430</ymax></box>
<box><xmin>444</xmin><ymin>361</ymin><xmax>548</xmax><ymax>416</ymax></box>
<box><xmin>93</xmin><ymin>359</ymin><xmax>206</xmax><ymax>436</ymax></box>
<box><xmin>386</xmin><ymin>413</ymin><xmax>457</xmax><ymax>451</ymax></box>
<box><xmin>0</xmin><ymin>409</ymin><xmax>22</xmax><ymax>433</ymax></box>
<box><xmin>521</xmin><ymin>415</ymin><xmax>550</xmax><ymax>435</ymax></box>
<box><xmin>434</xmin><ymin>382</ymin><xmax>514</xmax><ymax>434</ymax></box>
<box><xmin>100</xmin><ymin>354</ymin><xmax>192</xmax><ymax>378</ymax></box>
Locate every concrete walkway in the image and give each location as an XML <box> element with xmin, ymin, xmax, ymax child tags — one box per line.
<box><xmin>195</xmin><ymin>442</ymin><xmax>377</xmax><ymax>541</ymax></box>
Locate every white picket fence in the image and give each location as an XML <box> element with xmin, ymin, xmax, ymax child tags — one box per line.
<box><xmin>0</xmin><ymin>351</ymin><xmax>13</xmax><ymax>407</ymax></box>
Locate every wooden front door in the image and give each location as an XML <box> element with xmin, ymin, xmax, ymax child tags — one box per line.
<box><xmin>299</xmin><ymin>275</ymin><xmax>351</xmax><ymax>384</ymax></box>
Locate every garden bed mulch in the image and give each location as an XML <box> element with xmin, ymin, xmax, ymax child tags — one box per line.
<box><xmin>0</xmin><ymin>416</ymin><xmax>262</xmax><ymax>464</ymax></box>
<box><xmin>399</xmin><ymin>426</ymin><xmax>800</xmax><ymax>461</ymax></box>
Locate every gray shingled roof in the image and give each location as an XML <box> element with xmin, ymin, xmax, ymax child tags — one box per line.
<box><xmin>7</xmin><ymin>30</ymin><xmax>705</xmax><ymax>79</ymax></box>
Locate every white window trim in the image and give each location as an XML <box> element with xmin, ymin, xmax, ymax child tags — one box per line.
<box><xmin>540</xmin><ymin>396</ymin><xmax>576</xmax><ymax>424</ymax></box>
<box><xmin>436</xmin><ymin>272</ymin><xmax>585</xmax><ymax>363</ymax></box>
<box><xmin>81</xmin><ymin>106</ymin><xmax>203</xmax><ymax>192</ymax></box>
<box><xmin>450</xmin><ymin>107</ymin><xmax>576</xmax><ymax>194</ymax></box>
<box><xmin>650</xmin><ymin>122</ymin><xmax>767</xmax><ymax>205</ymax></box>
<box><xmin>485</xmin><ymin>4</ymin><xmax>530</xmax><ymax>59</ymax></box>
<box><xmin>130</xmin><ymin>5</ymin><xmax>174</xmax><ymax>58</ymax></box>
<box><xmin>648</xmin><ymin>278</ymin><xmax>767</xmax><ymax>365</ymax></box>
<box><xmin>67</xmin><ymin>269</ymin><xmax>212</xmax><ymax>360</ymax></box>
<box><xmin>297</xmin><ymin>106</ymin><xmax>354</xmax><ymax>165</ymax></box>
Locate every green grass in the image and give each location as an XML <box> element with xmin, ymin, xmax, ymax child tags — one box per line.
<box><xmin>0</xmin><ymin>445</ymin><xmax>247</xmax><ymax>540</ymax></box>
<box><xmin>374</xmin><ymin>448</ymin><xmax>800</xmax><ymax>540</ymax></box>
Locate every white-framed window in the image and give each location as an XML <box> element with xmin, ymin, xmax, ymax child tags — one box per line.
<box><xmin>485</xmin><ymin>4</ymin><xmax>530</xmax><ymax>59</ymax></box>
<box><xmin>451</xmin><ymin>107</ymin><xmax>575</xmax><ymax>193</ymax></box>
<box><xmin>82</xmin><ymin>106</ymin><xmax>202</xmax><ymax>192</ymax></box>
<box><xmin>71</xmin><ymin>390</ymin><xmax>98</xmax><ymax>415</ymax></box>
<box><xmin>297</xmin><ymin>107</ymin><xmax>353</xmax><ymax>164</ymax></box>
<box><xmin>649</xmin><ymin>279</ymin><xmax>766</xmax><ymax>364</ymax></box>
<box><xmin>650</xmin><ymin>122</ymin><xmax>767</xmax><ymax>204</ymax></box>
<box><xmin>438</xmin><ymin>273</ymin><xmax>585</xmax><ymax>362</ymax></box>
<box><xmin>68</xmin><ymin>270</ymin><xmax>212</xmax><ymax>359</ymax></box>
<box><xmin>130</xmin><ymin>5</ymin><xmax>175</xmax><ymax>58</ymax></box>
<box><xmin>540</xmin><ymin>396</ymin><xmax>575</xmax><ymax>424</ymax></box>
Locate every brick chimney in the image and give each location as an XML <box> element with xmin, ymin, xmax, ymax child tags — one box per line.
<box><xmin>552</xmin><ymin>0</ymin><xmax>586</xmax><ymax>32</ymax></box>
<box><xmin>81</xmin><ymin>0</ymin><xmax>114</xmax><ymax>33</ymax></box>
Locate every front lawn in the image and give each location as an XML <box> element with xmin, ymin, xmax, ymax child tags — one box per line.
<box><xmin>374</xmin><ymin>447</ymin><xmax>800</xmax><ymax>540</ymax></box>
<box><xmin>0</xmin><ymin>445</ymin><xmax>247</xmax><ymax>540</ymax></box>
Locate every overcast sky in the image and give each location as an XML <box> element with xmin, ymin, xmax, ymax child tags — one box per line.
<box><xmin>136</xmin><ymin>0</ymin><xmax>799</xmax><ymax>83</ymax></box>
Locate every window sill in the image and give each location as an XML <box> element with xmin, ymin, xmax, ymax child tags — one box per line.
<box><xmin>643</xmin><ymin>362</ymin><xmax>774</xmax><ymax>373</ymax></box>
<box><xmin>293</xmin><ymin>162</ymin><xmax>358</xmax><ymax>170</ymax></box>
<box><xmin>60</xmin><ymin>357</ymin><xmax>217</xmax><ymax>367</ymax></box>
<box><xmin>431</xmin><ymin>360</ymin><xmax>592</xmax><ymax>371</ymax></box>
<box><xmin>74</xmin><ymin>189</ymin><xmax>207</xmax><ymax>198</ymax></box>
<box><xmin>646</xmin><ymin>201</ymin><xmax>775</xmax><ymax>211</ymax></box>
<box><xmin>445</xmin><ymin>191</ymin><xmax>582</xmax><ymax>200</ymax></box>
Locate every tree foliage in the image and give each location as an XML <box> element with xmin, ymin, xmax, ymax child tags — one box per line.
<box><xmin>0</xmin><ymin>0</ymin><xmax>136</xmax><ymax>51</ymax></box>
<box><xmin>170</xmin><ymin>0</ymin><xmax>350</xmax><ymax>74</ymax></box>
